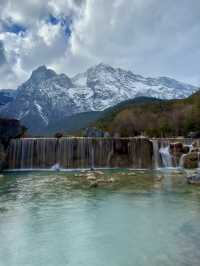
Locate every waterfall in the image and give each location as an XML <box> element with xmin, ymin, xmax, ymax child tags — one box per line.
<box><xmin>7</xmin><ymin>137</ymin><xmax>154</xmax><ymax>170</ymax></box>
<box><xmin>159</xmin><ymin>142</ymin><xmax>173</xmax><ymax>168</ymax></box>
<box><xmin>8</xmin><ymin>137</ymin><xmax>199</xmax><ymax>171</ymax></box>
<box><xmin>152</xmin><ymin>139</ymin><xmax>173</xmax><ymax>168</ymax></box>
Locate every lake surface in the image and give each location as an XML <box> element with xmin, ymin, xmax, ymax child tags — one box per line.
<box><xmin>0</xmin><ymin>170</ymin><xmax>200</xmax><ymax>266</ymax></box>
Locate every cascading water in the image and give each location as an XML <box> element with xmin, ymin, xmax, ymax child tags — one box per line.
<box><xmin>7</xmin><ymin>137</ymin><xmax>198</xmax><ymax>171</ymax></box>
<box><xmin>7</xmin><ymin>137</ymin><xmax>154</xmax><ymax>170</ymax></box>
<box><xmin>159</xmin><ymin>142</ymin><xmax>173</xmax><ymax>168</ymax></box>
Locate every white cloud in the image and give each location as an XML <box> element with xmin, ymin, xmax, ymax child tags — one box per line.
<box><xmin>67</xmin><ymin>0</ymin><xmax>200</xmax><ymax>83</ymax></box>
<box><xmin>38</xmin><ymin>22</ymin><xmax>62</xmax><ymax>46</ymax></box>
<box><xmin>0</xmin><ymin>0</ymin><xmax>200</xmax><ymax>89</ymax></box>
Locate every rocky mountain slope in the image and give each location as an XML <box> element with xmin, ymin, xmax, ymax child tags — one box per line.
<box><xmin>0</xmin><ymin>63</ymin><xmax>197</xmax><ymax>134</ymax></box>
<box><xmin>0</xmin><ymin>89</ymin><xmax>15</xmax><ymax>106</ymax></box>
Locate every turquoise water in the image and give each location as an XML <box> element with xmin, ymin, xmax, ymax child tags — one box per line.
<box><xmin>0</xmin><ymin>170</ymin><xmax>200</xmax><ymax>266</ymax></box>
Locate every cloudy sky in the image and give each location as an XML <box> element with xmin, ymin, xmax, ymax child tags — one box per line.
<box><xmin>0</xmin><ymin>0</ymin><xmax>200</xmax><ymax>90</ymax></box>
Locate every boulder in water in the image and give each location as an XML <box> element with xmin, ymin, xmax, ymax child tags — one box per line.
<box><xmin>187</xmin><ymin>173</ymin><xmax>200</xmax><ymax>185</ymax></box>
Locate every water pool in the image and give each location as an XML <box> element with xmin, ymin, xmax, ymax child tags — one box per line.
<box><xmin>0</xmin><ymin>170</ymin><xmax>200</xmax><ymax>266</ymax></box>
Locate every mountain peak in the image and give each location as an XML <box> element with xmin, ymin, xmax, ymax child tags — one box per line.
<box><xmin>30</xmin><ymin>65</ymin><xmax>57</xmax><ymax>82</ymax></box>
<box><xmin>93</xmin><ymin>62</ymin><xmax>113</xmax><ymax>70</ymax></box>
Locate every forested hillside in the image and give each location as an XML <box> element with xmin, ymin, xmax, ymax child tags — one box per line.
<box><xmin>94</xmin><ymin>90</ymin><xmax>200</xmax><ymax>137</ymax></box>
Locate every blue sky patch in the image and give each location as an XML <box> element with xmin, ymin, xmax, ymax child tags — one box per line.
<box><xmin>47</xmin><ymin>14</ymin><xmax>60</xmax><ymax>25</ymax></box>
<box><xmin>47</xmin><ymin>14</ymin><xmax>72</xmax><ymax>38</ymax></box>
<box><xmin>1</xmin><ymin>19</ymin><xmax>26</xmax><ymax>34</ymax></box>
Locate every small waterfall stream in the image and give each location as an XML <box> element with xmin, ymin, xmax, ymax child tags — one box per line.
<box><xmin>151</xmin><ymin>139</ymin><xmax>173</xmax><ymax>169</ymax></box>
<box><xmin>151</xmin><ymin>139</ymin><xmax>193</xmax><ymax>169</ymax></box>
<box><xmin>159</xmin><ymin>145</ymin><xmax>173</xmax><ymax>168</ymax></box>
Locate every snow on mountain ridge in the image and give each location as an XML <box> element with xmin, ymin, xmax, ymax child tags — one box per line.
<box><xmin>0</xmin><ymin>63</ymin><xmax>198</xmax><ymax>132</ymax></box>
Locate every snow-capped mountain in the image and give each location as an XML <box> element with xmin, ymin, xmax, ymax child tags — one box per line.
<box><xmin>72</xmin><ymin>63</ymin><xmax>197</xmax><ymax>110</ymax></box>
<box><xmin>0</xmin><ymin>63</ymin><xmax>197</xmax><ymax>132</ymax></box>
